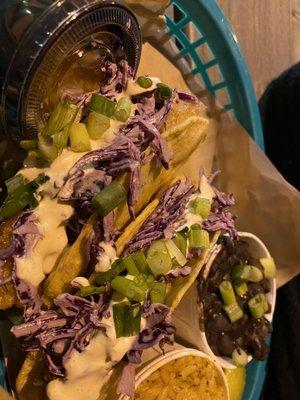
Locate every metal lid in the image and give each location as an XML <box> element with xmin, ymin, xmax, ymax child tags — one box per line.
<box><xmin>1</xmin><ymin>0</ymin><xmax>141</xmax><ymax>140</ymax></box>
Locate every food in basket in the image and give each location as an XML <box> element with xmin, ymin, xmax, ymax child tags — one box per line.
<box><xmin>135</xmin><ymin>354</ymin><xmax>228</xmax><ymax>400</ymax></box>
<box><xmin>197</xmin><ymin>233</ymin><xmax>276</xmax><ymax>367</ymax></box>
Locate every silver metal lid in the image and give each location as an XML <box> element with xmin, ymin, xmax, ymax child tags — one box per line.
<box><xmin>1</xmin><ymin>0</ymin><xmax>141</xmax><ymax>140</ymax></box>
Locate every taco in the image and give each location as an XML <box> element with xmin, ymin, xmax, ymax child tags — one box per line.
<box><xmin>10</xmin><ymin>171</ymin><xmax>237</xmax><ymax>400</ymax></box>
<box><xmin>0</xmin><ymin>64</ymin><xmax>210</xmax><ymax>311</ymax></box>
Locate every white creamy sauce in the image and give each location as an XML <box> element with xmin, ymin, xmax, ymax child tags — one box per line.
<box><xmin>15</xmin><ymin>195</ymin><xmax>73</xmax><ymax>287</ymax></box>
<box><xmin>47</xmin><ymin>302</ymin><xmax>137</xmax><ymax>400</ymax></box>
<box><xmin>95</xmin><ymin>242</ymin><xmax>117</xmax><ymax>272</ymax></box>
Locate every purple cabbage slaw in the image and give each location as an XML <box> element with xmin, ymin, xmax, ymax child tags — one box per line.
<box><xmin>122</xmin><ymin>180</ymin><xmax>196</xmax><ymax>256</ymax></box>
<box><xmin>11</xmin><ymin>290</ymin><xmax>111</xmax><ymax>376</ymax></box>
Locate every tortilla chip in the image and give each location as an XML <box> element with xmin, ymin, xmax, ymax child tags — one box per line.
<box><xmin>15</xmin><ymin>351</ymin><xmax>51</xmax><ymax>400</ymax></box>
<box><xmin>43</xmin><ymin>215</ymin><xmax>97</xmax><ymax>305</ymax></box>
<box><xmin>0</xmin><ymin>219</ymin><xmax>17</xmax><ymax>310</ymax></box>
<box><xmin>165</xmin><ymin>232</ymin><xmax>220</xmax><ymax>313</ymax></box>
<box><xmin>114</xmin><ymin>101</ymin><xmax>209</xmax><ymax>232</ymax></box>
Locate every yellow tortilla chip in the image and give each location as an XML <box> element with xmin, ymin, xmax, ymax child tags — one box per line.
<box><xmin>43</xmin><ymin>215</ymin><xmax>97</xmax><ymax>304</ymax></box>
<box><xmin>114</xmin><ymin>101</ymin><xmax>209</xmax><ymax>232</ymax></box>
<box><xmin>0</xmin><ymin>219</ymin><xmax>17</xmax><ymax>310</ymax></box>
<box><xmin>15</xmin><ymin>351</ymin><xmax>51</xmax><ymax>400</ymax></box>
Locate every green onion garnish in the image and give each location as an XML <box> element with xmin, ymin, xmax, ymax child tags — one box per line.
<box><xmin>234</xmin><ymin>282</ymin><xmax>248</xmax><ymax>297</ymax></box>
<box><xmin>77</xmin><ymin>285</ymin><xmax>106</xmax><ymax>297</ymax></box>
<box><xmin>248</xmin><ymin>294</ymin><xmax>268</xmax><ymax>319</ymax></box>
<box><xmin>147</xmin><ymin>240</ymin><xmax>168</xmax><ymax>258</ymax></box>
<box><xmin>137</xmin><ymin>76</ymin><xmax>153</xmax><ymax>89</ymax></box>
<box><xmin>113</xmin><ymin>303</ymin><xmax>141</xmax><ymax>338</ymax></box>
<box><xmin>41</xmin><ymin>101</ymin><xmax>78</xmax><ymax>137</ymax></box>
<box><xmin>111</xmin><ymin>276</ymin><xmax>147</xmax><ymax>302</ymax></box>
<box><xmin>0</xmin><ymin>173</ymin><xmax>49</xmax><ymax>219</ymax></box>
<box><xmin>130</xmin><ymin>252</ymin><xmax>152</xmax><ymax>275</ymax></box>
<box><xmin>165</xmin><ymin>239</ymin><xmax>187</xmax><ymax>266</ymax></box>
<box><xmin>188</xmin><ymin>227</ymin><xmax>210</xmax><ymax>249</ymax></box>
<box><xmin>38</xmin><ymin>135</ymin><xmax>59</xmax><ymax>162</ymax></box>
<box><xmin>20</xmin><ymin>140</ymin><xmax>38</xmax><ymax>151</ymax></box>
<box><xmin>219</xmin><ymin>281</ymin><xmax>236</xmax><ymax>305</ymax></box>
<box><xmin>172</xmin><ymin>232</ymin><xmax>187</xmax><ymax>256</ymax></box>
<box><xmin>69</xmin><ymin>123</ymin><xmax>91</xmax><ymax>152</ymax></box>
<box><xmin>155</xmin><ymin>83</ymin><xmax>172</xmax><ymax>100</ymax></box>
<box><xmin>91</xmin><ymin>259</ymin><xmax>126</xmax><ymax>286</ymax></box>
<box><xmin>232</xmin><ymin>264</ymin><xmax>263</xmax><ymax>283</ymax></box>
<box><xmin>191</xmin><ymin>197</ymin><xmax>211</xmax><ymax>218</ymax></box>
<box><xmin>150</xmin><ymin>281</ymin><xmax>166</xmax><ymax>303</ymax></box>
<box><xmin>114</xmin><ymin>96</ymin><xmax>132</xmax><ymax>122</ymax></box>
<box><xmin>259</xmin><ymin>257</ymin><xmax>277</xmax><ymax>279</ymax></box>
<box><xmin>52</xmin><ymin>124</ymin><xmax>70</xmax><ymax>150</ymax></box>
<box><xmin>91</xmin><ymin>181</ymin><xmax>127</xmax><ymax>216</ymax></box>
<box><xmin>232</xmin><ymin>348</ymin><xmax>248</xmax><ymax>367</ymax></box>
<box><xmin>87</xmin><ymin>111</ymin><xmax>110</xmax><ymax>140</ymax></box>
<box><xmin>23</xmin><ymin>150</ymin><xmax>46</xmax><ymax>168</ymax></box>
<box><xmin>147</xmin><ymin>251</ymin><xmax>172</xmax><ymax>277</ymax></box>
<box><xmin>224</xmin><ymin>303</ymin><xmax>244</xmax><ymax>323</ymax></box>
<box><xmin>90</xmin><ymin>94</ymin><xmax>116</xmax><ymax>117</ymax></box>
<box><xmin>122</xmin><ymin>255</ymin><xmax>140</xmax><ymax>276</ymax></box>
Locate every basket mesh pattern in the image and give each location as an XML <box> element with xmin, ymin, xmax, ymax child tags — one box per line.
<box><xmin>165</xmin><ymin>2</ymin><xmax>233</xmax><ymax>113</ymax></box>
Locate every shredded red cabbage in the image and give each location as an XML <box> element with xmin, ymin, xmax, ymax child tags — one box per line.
<box><xmin>122</xmin><ymin>180</ymin><xmax>196</xmax><ymax>256</ymax></box>
<box><xmin>11</xmin><ymin>291</ymin><xmax>111</xmax><ymax>376</ymax></box>
<box><xmin>157</xmin><ymin>266</ymin><xmax>192</xmax><ymax>284</ymax></box>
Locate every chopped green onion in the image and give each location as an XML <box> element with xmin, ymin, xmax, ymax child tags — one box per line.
<box><xmin>20</xmin><ymin>140</ymin><xmax>38</xmax><ymax>151</ymax></box>
<box><xmin>122</xmin><ymin>255</ymin><xmax>140</xmax><ymax>276</ymax></box>
<box><xmin>90</xmin><ymin>94</ymin><xmax>116</xmax><ymax>117</ymax></box>
<box><xmin>190</xmin><ymin>223</ymin><xmax>201</xmax><ymax>230</ymax></box>
<box><xmin>113</xmin><ymin>303</ymin><xmax>126</xmax><ymax>338</ymax></box>
<box><xmin>232</xmin><ymin>264</ymin><xmax>263</xmax><ymax>284</ymax></box>
<box><xmin>188</xmin><ymin>228</ymin><xmax>210</xmax><ymax>249</ymax></box>
<box><xmin>77</xmin><ymin>285</ymin><xmax>106</xmax><ymax>297</ymax></box>
<box><xmin>219</xmin><ymin>281</ymin><xmax>236</xmax><ymax>305</ymax></box>
<box><xmin>91</xmin><ymin>259</ymin><xmax>126</xmax><ymax>286</ymax></box>
<box><xmin>69</xmin><ymin>123</ymin><xmax>91</xmax><ymax>152</ymax></box>
<box><xmin>260</xmin><ymin>257</ymin><xmax>277</xmax><ymax>279</ymax></box>
<box><xmin>114</xmin><ymin>97</ymin><xmax>132</xmax><ymax>122</ymax></box>
<box><xmin>172</xmin><ymin>232</ymin><xmax>187</xmax><ymax>256</ymax></box>
<box><xmin>52</xmin><ymin>124</ymin><xmax>70</xmax><ymax>150</ymax></box>
<box><xmin>155</xmin><ymin>83</ymin><xmax>172</xmax><ymax>100</ymax></box>
<box><xmin>113</xmin><ymin>303</ymin><xmax>141</xmax><ymax>338</ymax></box>
<box><xmin>92</xmin><ymin>181</ymin><xmax>127</xmax><ymax>216</ymax></box>
<box><xmin>41</xmin><ymin>101</ymin><xmax>78</xmax><ymax>137</ymax></box>
<box><xmin>23</xmin><ymin>150</ymin><xmax>46</xmax><ymax>168</ymax></box>
<box><xmin>147</xmin><ymin>240</ymin><xmax>168</xmax><ymax>258</ymax></box>
<box><xmin>38</xmin><ymin>135</ymin><xmax>59</xmax><ymax>162</ymax></box>
<box><xmin>165</xmin><ymin>239</ymin><xmax>187</xmax><ymax>266</ymax></box>
<box><xmin>5</xmin><ymin>174</ymin><xmax>27</xmax><ymax>196</ymax></box>
<box><xmin>232</xmin><ymin>348</ymin><xmax>248</xmax><ymax>367</ymax></box>
<box><xmin>0</xmin><ymin>173</ymin><xmax>49</xmax><ymax>219</ymax></box>
<box><xmin>150</xmin><ymin>281</ymin><xmax>166</xmax><ymax>303</ymax></box>
<box><xmin>224</xmin><ymin>303</ymin><xmax>244</xmax><ymax>323</ymax></box>
<box><xmin>137</xmin><ymin>76</ymin><xmax>153</xmax><ymax>89</ymax></box>
<box><xmin>111</xmin><ymin>276</ymin><xmax>147</xmax><ymax>302</ymax></box>
<box><xmin>147</xmin><ymin>251</ymin><xmax>172</xmax><ymax>277</ymax></box>
<box><xmin>234</xmin><ymin>282</ymin><xmax>248</xmax><ymax>297</ymax></box>
<box><xmin>124</xmin><ymin>304</ymin><xmax>141</xmax><ymax>336</ymax></box>
<box><xmin>87</xmin><ymin>111</ymin><xmax>110</xmax><ymax>140</ymax></box>
<box><xmin>248</xmin><ymin>294</ymin><xmax>268</xmax><ymax>319</ymax></box>
<box><xmin>131</xmin><ymin>252</ymin><xmax>152</xmax><ymax>275</ymax></box>
<box><xmin>191</xmin><ymin>197</ymin><xmax>211</xmax><ymax>218</ymax></box>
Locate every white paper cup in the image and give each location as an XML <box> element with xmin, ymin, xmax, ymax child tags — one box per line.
<box><xmin>172</xmin><ymin>232</ymin><xmax>277</xmax><ymax>369</ymax></box>
<box><xmin>118</xmin><ymin>348</ymin><xmax>229</xmax><ymax>400</ymax></box>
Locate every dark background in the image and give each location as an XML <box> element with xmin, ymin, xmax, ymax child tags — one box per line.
<box><xmin>259</xmin><ymin>63</ymin><xmax>300</xmax><ymax>400</ymax></box>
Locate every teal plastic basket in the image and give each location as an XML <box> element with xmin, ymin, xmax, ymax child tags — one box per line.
<box><xmin>164</xmin><ymin>0</ymin><xmax>264</xmax><ymax>150</ymax></box>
